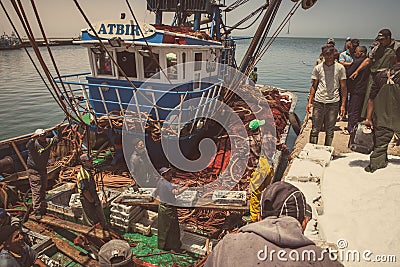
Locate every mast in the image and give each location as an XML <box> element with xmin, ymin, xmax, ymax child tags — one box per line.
<box><xmin>238</xmin><ymin>0</ymin><xmax>281</xmax><ymax>74</ymax></box>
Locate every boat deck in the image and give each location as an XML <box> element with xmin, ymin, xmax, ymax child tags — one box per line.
<box><xmin>284</xmin><ymin>115</ymin><xmax>400</xmax><ymax>266</ymax></box>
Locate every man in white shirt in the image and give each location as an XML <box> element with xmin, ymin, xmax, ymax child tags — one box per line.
<box><xmin>306</xmin><ymin>44</ymin><xmax>347</xmax><ymax>146</ymax></box>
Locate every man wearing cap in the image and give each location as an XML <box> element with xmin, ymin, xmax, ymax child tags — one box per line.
<box><xmin>0</xmin><ymin>225</ymin><xmax>46</xmax><ymax>267</ymax></box>
<box><xmin>307</xmin><ymin>44</ymin><xmax>347</xmax><ymax>146</ymax></box>
<box><xmin>26</xmin><ymin>128</ymin><xmax>59</xmax><ymax>220</ymax></box>
<box><xmin>155</xmin><ymin>167</ymin><xmax>188</xmax><ymax>251</ymax></box>
<box><xmin>339</xmin><ymin>39</ymin><xmax>359</xmax><ymax>69</ymax></box>
<box><xmin>98</xmin><ymin>239</ymin><xmax>135</xmax><ymax>267</ymax></box>
<box><xmin>364</xmin><ymin>48</ymin><xmax>400</xmax><ymax>173</ymax></box>
<box><xmin>350</xmin><ymin>29</ymin><xmax>399</xmax><ymax>117</ymax></box>
<box><xmin>77</xmin><ymin>153</ymin><xmax>108</xmax><ymax>228</ymax></box>
<box><xmin>0</xmin><ymin>208</ymin><xmax>21</xmax><ymax>230</ymax></box>
<box><xmin>205</xmin><ymin>181</ymin><xmax>343</xmax><ymax>267</ymax></box>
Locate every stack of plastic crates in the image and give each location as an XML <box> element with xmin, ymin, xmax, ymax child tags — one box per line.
<box><xmin>110</xmin><ymin>188</ymin><xmax>158</xmax><ymax>234</ymax></box>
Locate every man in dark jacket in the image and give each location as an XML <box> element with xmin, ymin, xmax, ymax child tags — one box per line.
<box><xmin>346</xmin><ymin>45</ymin><xmax>368</xmax><ymax>133</ymax></box>
<box><xmin>205</xmin><ymin>181</ymin><xmax>343</xmax><ymax>267</ymax></box>
<box><xmin>26</xmin><ymin>128</ymin><xmax>58</xmax><ymax>220</ymax></box>
<box><xmin>350</xmin><ymin>29</ymin><xmax>399</xmax><ymax>117</ymax></box>
<box><xmin>364</xmin><ymin>47</ymin><xmax>400</xmax><ymax>173</ymax></box>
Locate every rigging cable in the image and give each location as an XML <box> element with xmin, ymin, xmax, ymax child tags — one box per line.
<box><xmin>0</xmin><ymin>0</ymin><xmax>67</xmax><ymax>116</ymax></box>
<box><xmin>15</xmin><ymin>0</ymin><xmax>82</xmax><ymax>122</ymax></box>
<box><xmin>29</xmin><ymin>0</ymin><xmax>85</xmax><ymax>124</ymax></box>
<box><xmin>10</xmin><ymin>0</ymin><xmax>79</xmax><ymax>122</ymax></box>
<box><xmin>253</xmin><ymin>1</ymin><xmax>301</xmax><ymax>68</ymax></box>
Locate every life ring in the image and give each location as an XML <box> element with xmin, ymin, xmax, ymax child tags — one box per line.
<box><xmin>288</xmin><ymin>112</ymin><xmax>301</xmax><ymax>136</ymax></box>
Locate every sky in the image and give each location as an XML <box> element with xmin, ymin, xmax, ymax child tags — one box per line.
<box><xmin>0</xmin><ymin>0</ymin><xmax>399</xmax><ymax>40</ymax></box>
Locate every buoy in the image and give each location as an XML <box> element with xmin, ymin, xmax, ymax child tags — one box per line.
<box><xmin>288</xmin><ymin>112</ymin><xmax>301</xmax><ymax>135</ymax></box>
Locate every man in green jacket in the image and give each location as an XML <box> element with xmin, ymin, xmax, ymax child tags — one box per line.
<box><xmin>350</xmin><ymin>29</ymin><xmax>399</xmax><ymax>117</ymax></box>
<box><xmin>364</xmin><ymin>47</ymin><xmax>400</xmax><ymax>172</ymax></box>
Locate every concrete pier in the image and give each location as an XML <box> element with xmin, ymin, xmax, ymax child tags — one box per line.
<box><xmin>284</xmin><ymin>114</ymin><xmax>400</xmax><ymax>266</ymax></box>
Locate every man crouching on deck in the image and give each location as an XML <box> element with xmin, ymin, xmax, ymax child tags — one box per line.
<box><xmin>205</xmin><ymin>181</ymin><xmax>343</xmax><ymax>266</ymax></box>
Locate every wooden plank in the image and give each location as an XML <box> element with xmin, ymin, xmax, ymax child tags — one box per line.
<box><xmin>10</xmin><ymin>141</ymin><xmax>28</xmax><ymax>170</ymax></box>
<box><xmin>24</xmin><ymin>220</ymin><xmax>97</xmax><ymax>267</ymax></box>
<box><xmin>30</xmin><ymin>215</ymin><xmax>111</xmax><ymax>240</ymax></box>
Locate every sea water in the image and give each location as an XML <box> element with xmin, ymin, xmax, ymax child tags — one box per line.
<box><xmin>0</xmin><ymin>37</ymin><xmax>373</xmax><ymax>148</ymax></box>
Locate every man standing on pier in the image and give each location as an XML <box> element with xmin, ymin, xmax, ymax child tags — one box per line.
<box><xmin>364</xmin><ymin>47</ymin><xmax>400</xmax><ymax>173</ymax></box>
<box><xmin>307</xmin><ymin>44</ymin><xmax>347</xmax><ymax>146</ymax></box>
<box><xmin>350</xmin><ymin>29</ymin><xmax>399</xmax><ymax>118</ymax></box>
<box><xmin>26</xmin><ymin>128</ymin><xmax>58</xmax><ymax>220</ymax></box>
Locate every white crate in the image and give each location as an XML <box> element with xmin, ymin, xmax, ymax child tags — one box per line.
<box><xmin>110</xmin><ymin>219</ymin><xmax>130</xmax><ymax>231</ymax></box>
<box><xmin>48</xmin><ymin>183</ymin><xmax>75</xmax><ymax>195</ymax></box>
<box><xmin>110</xmin><ymin>206</ymin><xmax>142</xmax><ymax>220</ymax></box>
<box><xmin>176</xmin><ymin>190</ymin><xmax>198</xmax><ymax>207</ymax></box>
<box><xmin>131</xmin><ymin>209</ymin><xmax>158</xmax><ymax>236</ymax></box>
<box><xmin>285</xmin><ymin>158</ymin><xmax>324</xmax><ymax>182</ymax></box>
<box><xmin>212</xmin><ymin>190</ymin><xmax>247</xmax><ymax>206</ymax></box>
<box><xmin>298</xmin><ymin>143</ymin><xmax>334</xmax><ymax>167</ymax></box>
<box><xmin>180</xmin><ymin>231</ymin><xmax>213</xmax><ymax>255</ymax></box>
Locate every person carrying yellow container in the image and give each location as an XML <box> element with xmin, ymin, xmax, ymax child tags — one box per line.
<box><xmin>247</xmin><ymin>119</ymin><xmax>274</xmax><ymax>222</ymax></box>
<box><xmin>249</xmin><ymin>155</ymin><xmax>274</xmax><ymax>222</ymax></box>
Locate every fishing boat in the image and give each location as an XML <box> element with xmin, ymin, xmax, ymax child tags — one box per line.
<box><xmin>0</xmin><ymin>31</ymin><xmax>21</xmax><ymax>50</ymax></box>
<box><xmin>0</xmin><ymin>0</ymin><xmax>317</xmax><ymax>265</ymax></box>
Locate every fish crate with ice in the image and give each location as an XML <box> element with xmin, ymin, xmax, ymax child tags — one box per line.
<box><xmin>176</xmin><ymin>190</ymin><xmax>198</xmax><ymax>207</ymax></box>
<box><xmin>211</xmin><ymin>190</ymin><xmax>247</xmax><ymax>206</ymax></box>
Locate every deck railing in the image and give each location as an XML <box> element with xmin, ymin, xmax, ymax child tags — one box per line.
<box><xmin>54</xmin><ymin>73</ymin><xmax>224</xmax><ymax>138</ymax></box>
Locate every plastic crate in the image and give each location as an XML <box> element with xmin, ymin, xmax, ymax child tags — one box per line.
<box><xmin>212</xmin><ymin>190</ymin><xmax>247</xmax><ymax>206</ymax></box>
<box><xmin>110</xmin><ymin>205</ymin><xmax>143</xmax><ymax>220</ymax></box>
<box><xmin>180</xmin><ymin>231</ymin><xmax>214</xmax><ymax>255</ymax></box>
<box><xmin>46</xmin><ymin>189</ymin><xmax>75</xmax><ymax>218</ymax></box>
<box><xmin>176</xmin><ymin>190</ymin><xmax>197</xmax><ymax>207</ymax></box>
<box><xmin>47</xmin><ymin>183</ymin><xmax>75</xmax><ymax>196</ymax></box>
<box><xmin>23</xmin><ymin>228</ymin><xmax>53</xmax><ymax>254</ymax></box>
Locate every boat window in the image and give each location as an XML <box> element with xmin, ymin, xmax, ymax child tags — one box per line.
<box><xmin>94</xmin><ymin>50</ymin><xmax>113</xmax><ymax>75</ymax></box>
<box><xmin>166</xmin><ymin>52</ymin><xmax>178</xmax><ymax>80</ymax></box>
<box><xmin>182</xmin><ymin>52</ymin><xmax>186</xmax><ymax>79</ymax></box>
<box><xmin>194</xmin><ymin>52</ymin><xmax>202</xmax><ymax>71</ymax></box>
<box><xmin>117</xmin><ymin>51</ymin><xmax>137</xmax><ymax>78</ymax></box>
<box><xmin>143</xmin><ymin>53</ymin><xmax>160</xmax><ymax>79</ymax></box>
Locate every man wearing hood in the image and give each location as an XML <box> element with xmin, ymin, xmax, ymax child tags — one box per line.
<box><xmin>205</xmin><ymin>181</ymin><xmax>343</xmax><ymax>266</ymax></box>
